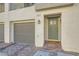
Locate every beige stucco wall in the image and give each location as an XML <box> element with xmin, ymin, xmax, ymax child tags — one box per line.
<box><xmin>62</xmin><ymin>4</ymin><xmax>79</xmax><ymax>53</ymax></box>
<box><xmin>0</xmin><ymin>6</ymin><xmax>35</xmax><ymax>22</ymax></box>
<box><xmin>38</xmin><ymin>4</ymin><xmax>79</xmax><ymax>53</ymax></box>
<box><xmin>0</xmin><ymin>3</ymin><xmax>79</xmax><ymax>53</ymax></box>
<box><xmin>35</xmin><ymin>13</ymin><xmax>45</xmax><ymax>47</ymax></box>
<box><xmin>8</xmin><ymin>6</ymin><xmax>35</xmax><ymax>21</ymax></box>
<box><xmin>35</xmin><ymin>5</ymin><xmax>74</xmax><ymax>47</ymax></box>
<box><xmin>35</xmin><ymin>3</ymin><xmax>73</xmax><ymax>11</ymax></box>
<box><xmin>0</xmin><ymin>5</ymin><xmax>36</xmax><ymax>43</ymax></box>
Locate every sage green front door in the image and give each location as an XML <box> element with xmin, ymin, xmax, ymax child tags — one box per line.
<box><xmin>48</xmin><ymin>17</ymin><xmax>59</xmax><ymax>41</ymax></box>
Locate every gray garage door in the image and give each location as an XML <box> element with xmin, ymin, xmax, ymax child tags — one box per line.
<box><xmin>14</xmin><ymin>22</ymin><xmax>35</xmax><ymax>45</ymax></box>
<box><xmin>0</xmin><ymin>24</ymin><xmax>4</xmax><ymax>42</ymax></box>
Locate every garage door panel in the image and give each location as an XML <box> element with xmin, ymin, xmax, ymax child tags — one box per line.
<box><xmin>0</xmin><ymin>24</ymin><xmax>4</xmax><ymax>42</ymax></box>
<box><xmin>14</xmin><ymin>22</ymin><xmax>35</xmax><ymax>45</ymax></box>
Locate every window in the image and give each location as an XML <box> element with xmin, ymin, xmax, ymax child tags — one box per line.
<box><xmin>0</xmin><ymin>3</ymin><xmax>5</xmax><ymax>13</ymax></box>
<box><xmin>9</xmin><ymin>3</ymin><xmax>34</xmax><ymax>11</ymax></box>
<box><xmin>24</xmin><ymin>3</ymin><xmax>34</xmax><ymax>7</ymax></box>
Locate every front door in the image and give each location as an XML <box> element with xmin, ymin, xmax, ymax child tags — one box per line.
<box><xmin>48</xmin><ymin>17</ymin><xmax>60</xmax><ymax>41</ymax></box>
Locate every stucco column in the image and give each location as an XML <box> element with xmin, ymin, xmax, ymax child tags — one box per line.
<box><xmin>4</xmin><ymin>4</ymin><xmax>11</xmax><ymax>43</ymax></box>
<box><xmin>4</xmin><ymin>21</ymin><xmax>11</xmax><ymax>43</ymax></box>
<box><xmin>5</xmin><ymin>3</ymin><xmax>9</xmax><ymax>12</ymax></box>
<box><xmin>35</xmin><ymin>13</ymin><xmax>44</xmax><ymax>47</ymax></box>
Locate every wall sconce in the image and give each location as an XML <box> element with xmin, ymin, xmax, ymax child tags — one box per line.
<box><xmin>38</xmin><ymin>20</ymin><xmax>41</xmax><ymax>24</ymax></box>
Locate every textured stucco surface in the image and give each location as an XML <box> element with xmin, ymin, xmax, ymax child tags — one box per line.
<box><xmin>62</xmin><ymin>6</ymin><xmax>79</xmax><ymax>53</ymax></box>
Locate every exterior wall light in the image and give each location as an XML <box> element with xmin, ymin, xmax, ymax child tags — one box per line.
<box><xmin>38</xmin><ymin>20</ymin><xmax>41</xmax><ymax>24</ymax></box>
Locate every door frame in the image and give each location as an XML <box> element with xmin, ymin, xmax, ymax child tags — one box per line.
<box><xmin>0</xmin><ymin>23</ymin><xmax>4</xmax><ymax>42</ymax></box>
<box><xmin>44</xmin><ymin>14</ymin><xmax>61</xmax><ymax>42</ymax></box>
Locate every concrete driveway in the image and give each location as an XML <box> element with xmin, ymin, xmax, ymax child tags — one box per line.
<box><xmin>0</xmin><ymin>42</ymin><xmax>78</xmax><ymax>56</ymax></box>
